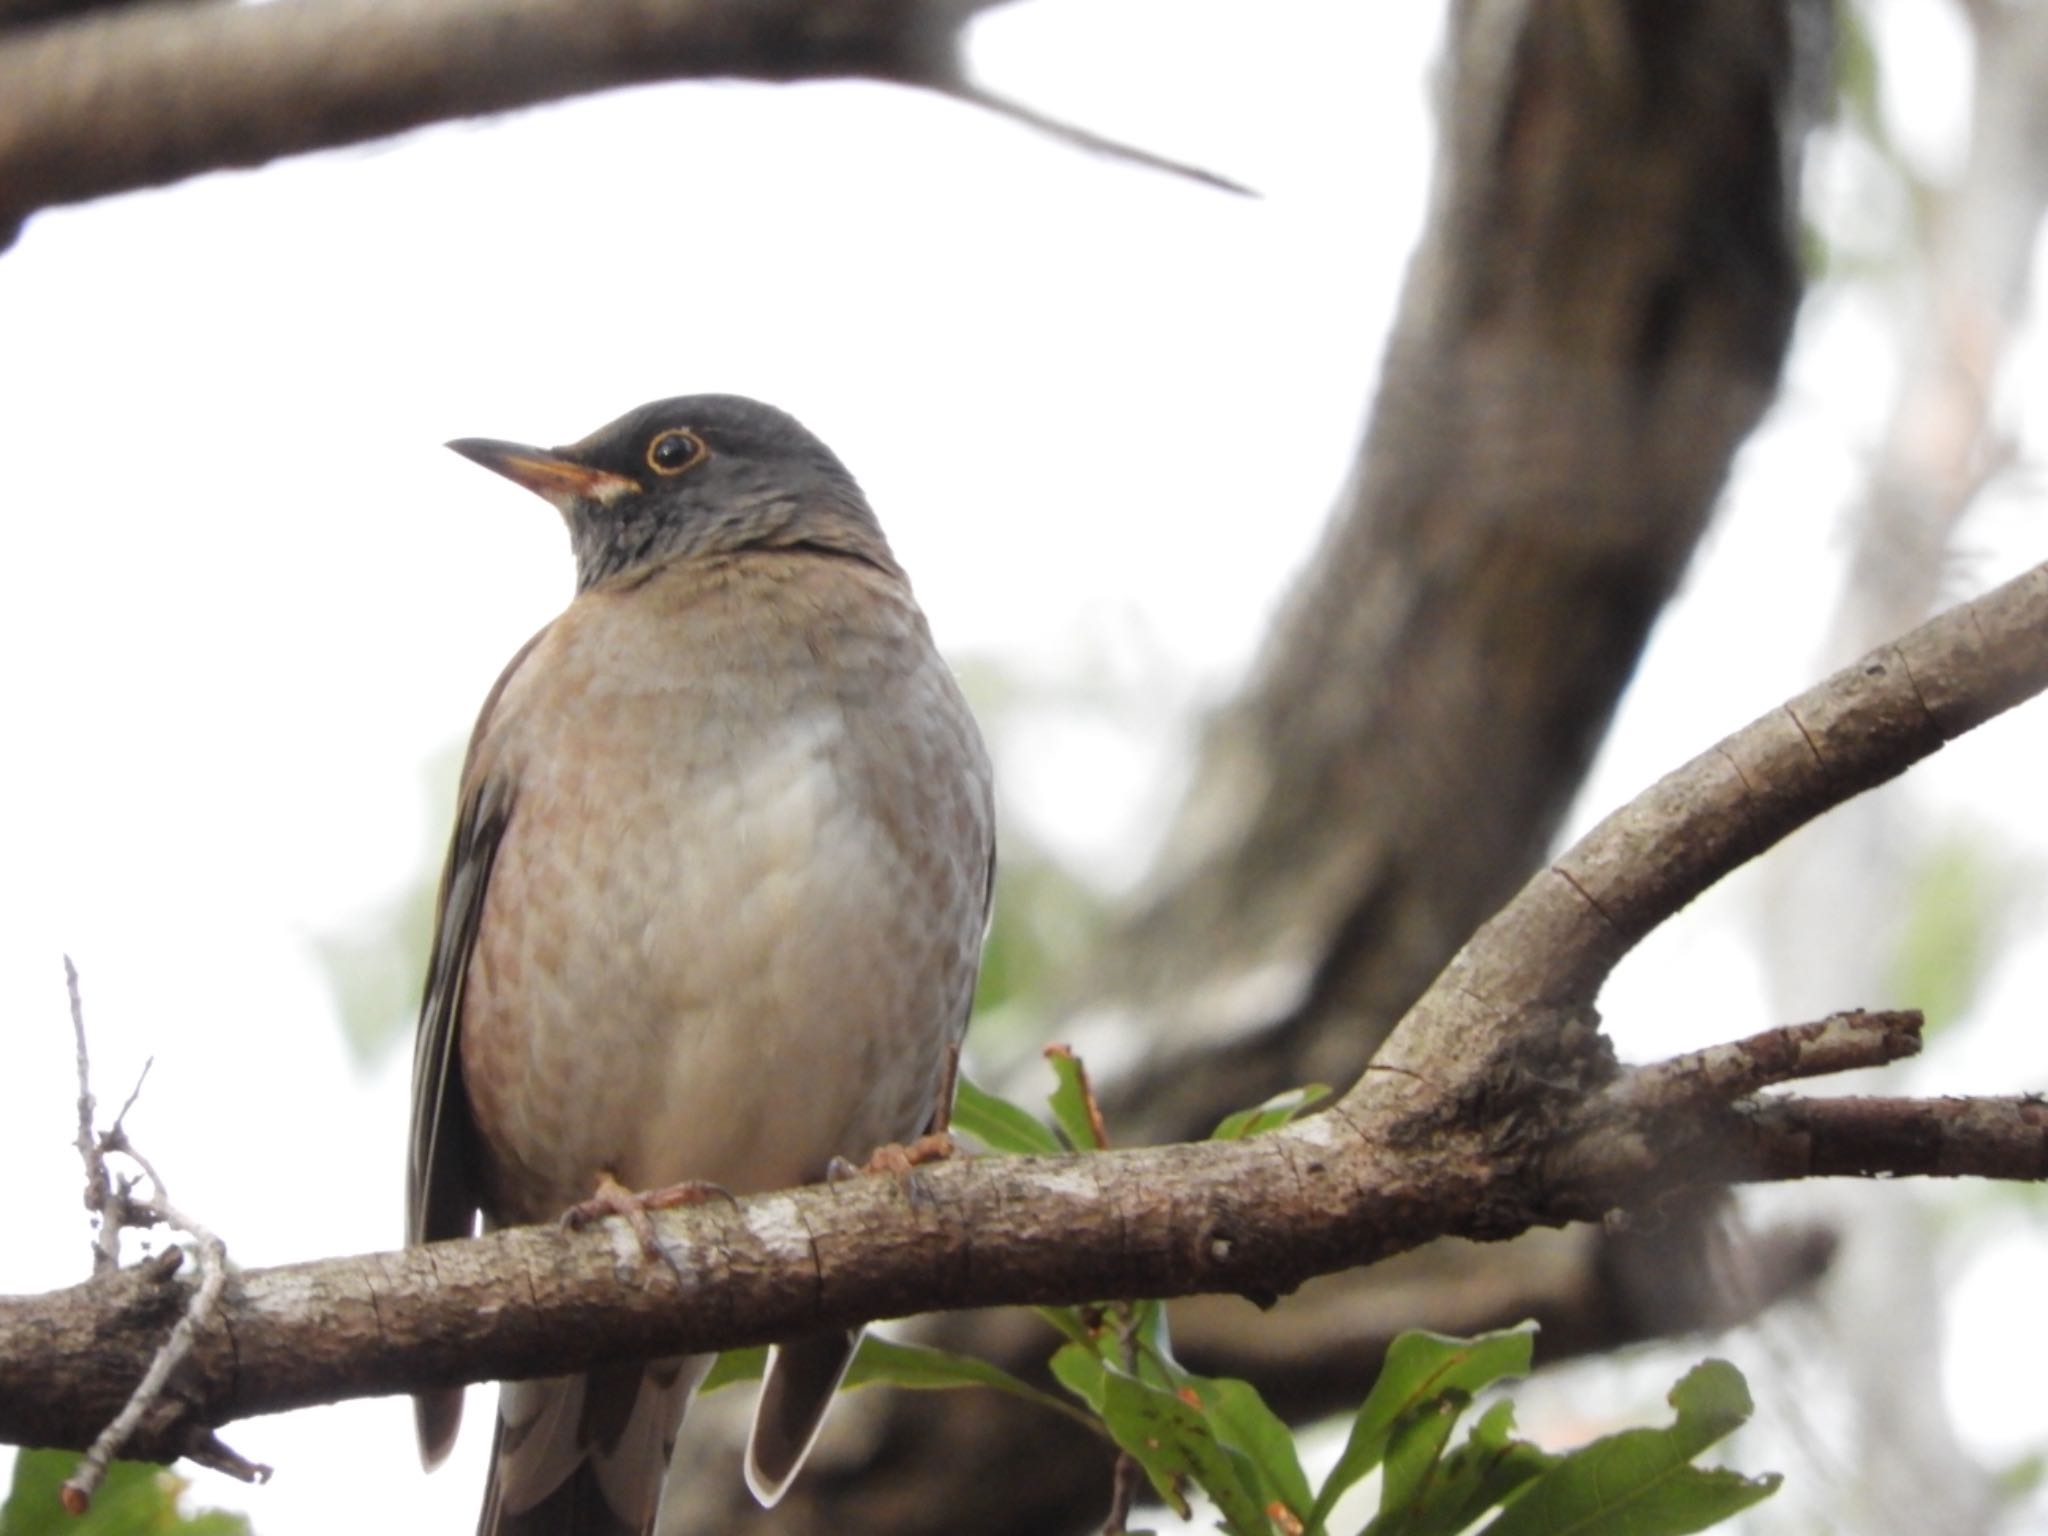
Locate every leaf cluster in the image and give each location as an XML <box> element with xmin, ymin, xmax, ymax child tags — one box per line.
<box><xmin>719</xmin><ymin>1059</ymin><xmax>1783</xmax><ymax>1535</ymax></box>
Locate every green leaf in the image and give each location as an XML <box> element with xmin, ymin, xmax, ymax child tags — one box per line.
<box><xmin>699</xmin><ymin>1345</ymin><xmax>768</xmax><ymax>1393</ymax></box>
<box><xmin>1212</xmin><ymin>1084</ymin><xmax>1333</xmax><ymax>1142</ymax></box>
<box><xmin>1307</xmin><ymin>1323</ymin><xmax>1536</xmax><ymax>1531</ymax></box>
<box><xmin>1043</xmin><ymin>1046</ymin><xmax>1109</xmax><ymax>1151</ymax></box>
<box><xmin>308</xmin><ymin>744</ymin><xmax>461</xmax><ymax>1066</ymax></box>
<box><xmin>953</xmin><ymin>1075</ymin><xmax>1063</xmax><ymax>1157</ymax></box>
<box><xmin>1834</xmin><ymin>1</ymin><xmax>1881</xmax><ymax>139</ymax></box>
<box><xmin>1097</xmin><ymin>1368</ymin><xmax>1272</xmax><ymax>1534</ymax></box>
<box><xmin>1370</xmin><ymin>1399</ymin><xmax>1554</xmax><ymax>1536</ymax></box>
<box><xmin>1995</xmin><ymin>1448</ymin><xmax>2046</xmax><ymax>1502</ymax></box>
<box><xmin>1484</xmin><ymin>1360</ymin><xmax>1779</xmax><ymax>1536</ymax></box>
<box><xmin>841</xmin><ymin>1336</ymin><xmax>1096</xmax><ymax>1429</ymax></box>
<box><xmin>963</xmin><ymin>830</ymin><xmax>1109</xmax><ymax>1027</ymax></box>
<box><xmin>1051</xmin><ymin>1340</ymin><xmax>1110</xmax><ymax>1413</ymax></box>
<box><xmin>707</xmin><ymin>1336</ymin><xmax>1097</xmax><ymax>1433</ymax></box>
<box><xmin>2</xmin><ymin>1450</ymin><xmax>252</xmax><ymax>1535</ymax></box>
<box><xmin>1383</xmin><ymin>1390</ymin><xmax>1471</xmax><ymax>1515</ymax></box>
<box><xmin>1888</xmin><ymin>836</ymin><xmax>2003</xmax><ymax>1037</ymax></box>
<box><xmin>1125</xmin><ymin>1299</ymin><xmax>1180</xmax><ymax>1388</ymax></box>
<box><xmin>1033</xmin><ymin>1305</ymin><xmax>1097</xmax><ymax>1348</ymax></box>
<box><xmin>1199</xmin><ymin>1376</ymin><xmax>1314</xmax><ymax>1522</ymax></box>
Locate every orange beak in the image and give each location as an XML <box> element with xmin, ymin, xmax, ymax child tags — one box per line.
<box><xmin>446</xmin><ymin>438</ymin><xmax>639</xmax><ymax>506</ymax></box>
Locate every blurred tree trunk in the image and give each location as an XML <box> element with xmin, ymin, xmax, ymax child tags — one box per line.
<box><xmin>1743</xmin><ymin>7</ymin><xmax>2048</xmax><ymax>1530</ymax></box>
<box><xmin>673</xmin><ymin>2</ymin><xmax>1830</xmax><ymax>1531</ymax></box>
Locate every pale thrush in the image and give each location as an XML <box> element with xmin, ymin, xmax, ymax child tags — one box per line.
<box><xmin>406</xmin><ymin>394</ymin><xmax>995</xmax><ymax>1534</ymax></box>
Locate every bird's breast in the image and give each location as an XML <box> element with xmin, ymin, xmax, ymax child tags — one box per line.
<box><xmin>459</xmin><ymin>557</ymin><xmax>991</xmax><ymax>1224</ymax></box>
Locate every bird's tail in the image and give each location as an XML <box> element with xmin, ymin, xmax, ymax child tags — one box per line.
<box><xmin>744</xmin><ymin>1327</ymin><xmax>864</xmax><ymax>1507</ymax></box>
<box><xmin>478</xmin><ymin>1356</ymin><xmax>706</xmax><ymax>1536</ymax></box>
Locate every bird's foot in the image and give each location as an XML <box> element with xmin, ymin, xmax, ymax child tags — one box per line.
<box><xmin>826</xmin><ymin>1132</ymin><xmax>958</xmax><ymax>1208</ymax></box>
<box><xmin>562</xmin><ymin>1170</ymin><xmax>738</xmax><ymax>1276</ymax></box>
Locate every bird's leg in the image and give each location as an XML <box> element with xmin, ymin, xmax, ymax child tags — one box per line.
<box><xmin>835</xmin><ymin>1131</ymin><xmax>956</xmax><ymax>1182</ymax></box>
<box><xmin>562</xmin><ymin>1169</ymin><xmax>738</xmax><ymax>1268</ymax></box>
<box><xmin>826</xmin><ymin>1043</ymin><xmax>965</xmax><ymax>1201</ymax></box>
<box><xmin>824</xmin><ymin>1139</ymin><xmax>952</xmax><ymax>1211</ymax></box>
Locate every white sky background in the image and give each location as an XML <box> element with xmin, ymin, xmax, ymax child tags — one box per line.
<box><xmin>0</xmin><ymin>1</ymin><xmax>2043</xmax><ymax>1532</ymax></box>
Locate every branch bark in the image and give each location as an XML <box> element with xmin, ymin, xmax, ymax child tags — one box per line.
<box><xmin>0</xmin><ymin>0</ymin><xmax>997</xmax><ymax>235</ymax></box>
<box><xmin>5</xmin><ymin>1038</ymin><xmax>2042</xmax><ymax>1459</ymax></box>
<box><xmin>6</xmin><ymin>553</ymin><xmax>2046</xmax><ymax>1463</ymax></box>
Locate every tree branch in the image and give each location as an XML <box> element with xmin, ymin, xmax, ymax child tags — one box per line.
<box><xmin>0</xmin><ymin>1011</ymin><xmax>2032</xmax><ymax>1459</ymax></box>
<box><xmin>1372</xmin><ymin>558</ymin><xmax>2048</xmax><ymax>1097</ymax></box>
<box><xmin>8</xmin><ymin>555</ymin><xmax>2047</xmax><ymax>1465</ymax></box>
<box><xmin>1548</xmin><ymin>1089</ymin><xmax>2048</xmax><ymax>1209</ymax></box>
<box><xmin>1605</xmin><ymin>1009</ymin><xmax>1925</xmax><ymax>1106</ymax></box>
<box><xmin>0</xmin><ymin>0</ymin><xmax>1000</xmax><ymax>234</ymax></box>
<box><xmin>1735</xmin><ymin>1094</ymin><xmax>2048</xmax><ymax>1181</ymax></box>
<box><xmin>0</xmin><ymin>0</ymin><xmax>204</xmax><ymax>36</ymax></box>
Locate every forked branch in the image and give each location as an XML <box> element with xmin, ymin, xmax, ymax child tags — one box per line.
<box><xmin>4</xmin><ymin>559</ymin><xmax>2045</xmax><ymax>1466</ymax></box>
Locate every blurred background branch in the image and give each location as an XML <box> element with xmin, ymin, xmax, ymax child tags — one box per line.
<box><xmin>0</xmin><ymin>0</ymin><xmax>1251</xmax><ymax>240</ymax></box>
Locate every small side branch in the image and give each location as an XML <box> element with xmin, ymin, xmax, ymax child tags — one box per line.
<box><xmin>56</xmin><ymin>959</ymin><xmax>267</xmax><ymax>1511</ymax></box>
<box><xmin>1738</xmin><ymin>1094</ymin><xmax>2048</xmax><ymax>1182</ymax></box>
<box><xmin>1550</xmin><ymin>1041</ymin><xmax>2048</xmax><ymax>1207</ymax></box>
<box><xmin>1609</xmin><ymin>1010</ymin><xmax>1925</xmax><ymax>1110</ymax></box>
<box><xmin>59</xmin><ymin>1221</ymin><xmax>245</xmax><ymax>1514</ymax></box>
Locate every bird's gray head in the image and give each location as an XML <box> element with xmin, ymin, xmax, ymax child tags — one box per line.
<box><xmin>448</xmin><ymin>394</ymin><xmax>895</xmax><ymax>591</ymax></box>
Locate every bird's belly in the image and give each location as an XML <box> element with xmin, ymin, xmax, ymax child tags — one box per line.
<box><xmin>461</xmin><ymin>709</ymin><xmax>958</xmax><ymax>1224</ymax></box>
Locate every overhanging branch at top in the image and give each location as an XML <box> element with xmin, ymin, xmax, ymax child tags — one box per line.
<box><xmin>0</xmin><ymin>0</ymin><xmax>1244</xmax><ymax>244</ymax></box>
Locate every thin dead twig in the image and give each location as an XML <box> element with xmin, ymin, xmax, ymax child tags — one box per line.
<box><xmin>1610</xmin><ymin>1010</ymin><xmax>1926</xmax><ymax>1110</ymax></box>
<box><xmin>65</xmin><ymin>954</ymin><xmax>122</xmax><ymax>1275</ymax></box>
<box><xmin>57</xmin><ymin>957</ymin><xmax>267</xmax><ymax>1512</ymax></box>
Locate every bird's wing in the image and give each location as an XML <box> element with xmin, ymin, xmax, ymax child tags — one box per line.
<box><xmin>407</xmin><ymin>626</ymin><xmax>547</xmax><ymax>1470</ymax></box>
<box><xmin>406</xmin><ymin>768</ymin><xmax>513</xmax><ymax>1249</ymax></box>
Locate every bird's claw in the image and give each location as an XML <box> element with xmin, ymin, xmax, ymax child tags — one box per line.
<box><xmin>562</xmin><ymin>1171</ymin><xmax>738</xmax><ymax>1279</ymax></box>
<box><xmin>826</xmin><ymin>1132</ymin><xmax>958</xmax><ymax>1208</ymax></box>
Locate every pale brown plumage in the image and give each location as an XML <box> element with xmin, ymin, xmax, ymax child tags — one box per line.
<box><xmin>406</xmin><ymin>395</ymin><xmax>994</xmax><ymax>1535</ymax></box>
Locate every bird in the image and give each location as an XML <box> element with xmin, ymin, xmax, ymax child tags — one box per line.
<box><xmin>405</xmin><ymin>393</ymin><xmax>996</xmax><ymax>1534</ymax></box>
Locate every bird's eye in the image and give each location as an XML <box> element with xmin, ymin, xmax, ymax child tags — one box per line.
<box><xmin>647</xmin><ymin>429</ymin><xmax>706</xmax><ymax>475</ymax></box>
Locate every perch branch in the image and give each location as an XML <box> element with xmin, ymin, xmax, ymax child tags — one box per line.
<box><xmin>6</xmin><ymin>558</ymin><xmax>2045</xmax><ymax>1466</ymax></box>
<box><xmin>1</xmin><ymin>1038</ymin><xmax>2040</xmax><ymax>1459</ymax></box>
